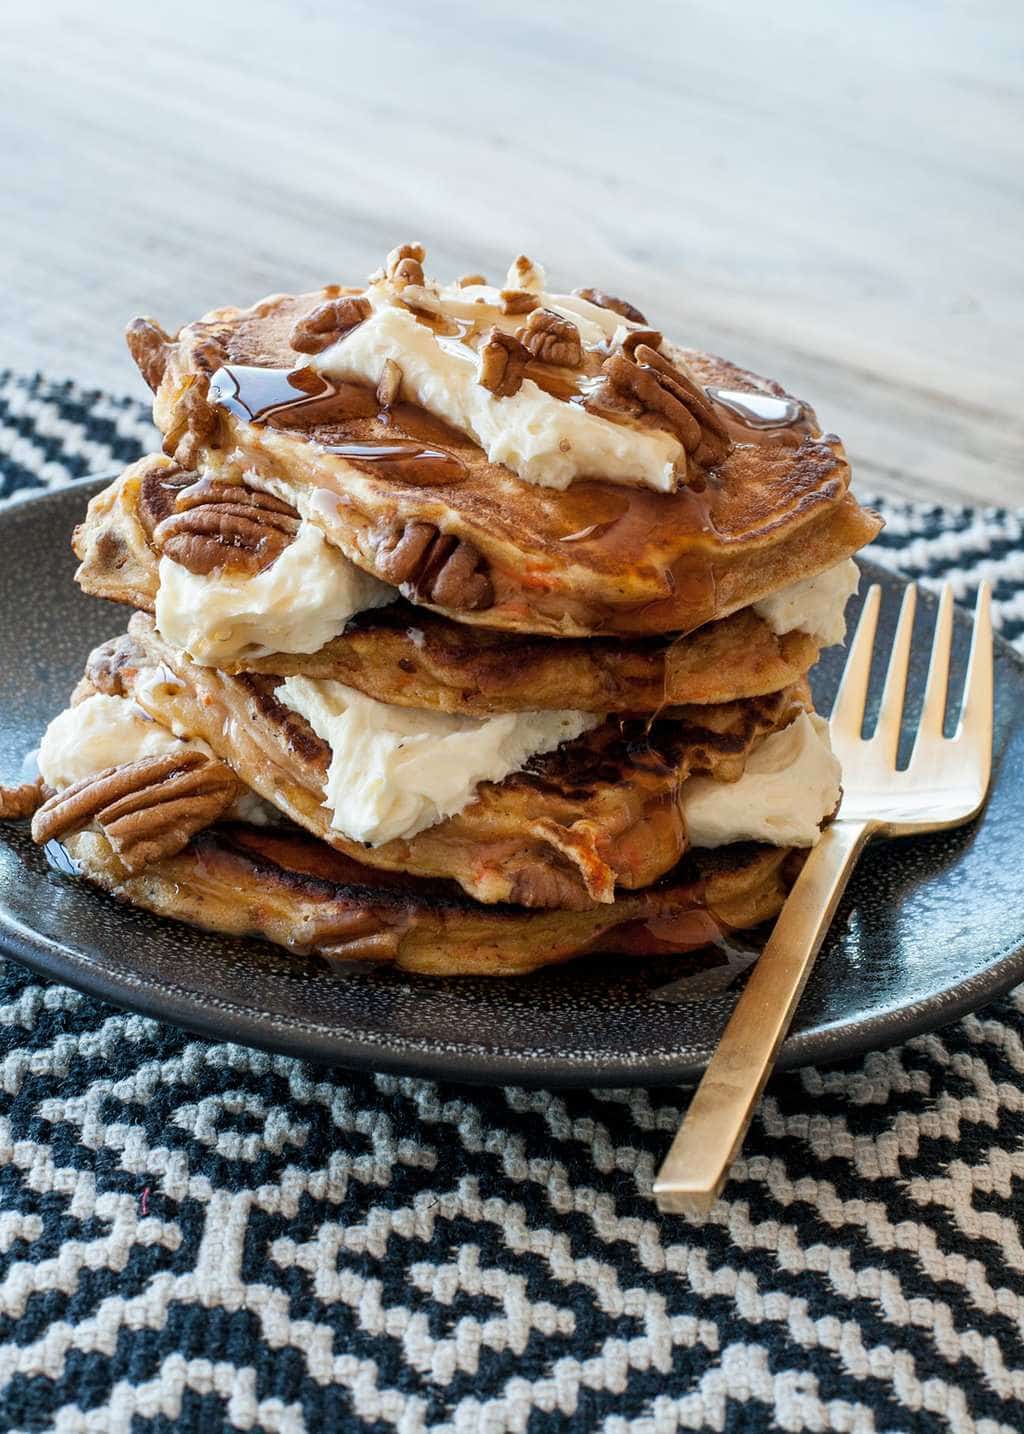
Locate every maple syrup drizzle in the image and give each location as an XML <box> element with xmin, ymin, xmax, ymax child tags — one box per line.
<box><xmin>705</xmin><ymin>387</ymin><xmax>803</xmax><ymax>429</ymax></box>
<box><xmin>558</xmin><ymin>520</ymin><xmax>620</xmax><ymax>544</ymax></box>
<box><xmin>209</xmin><ymin>365</ymin><xmax>467</xmax><ymax>485</ymax></box>
<box><xmin>321</xmin><ymin>438</ymin><xmax>463</xmax><ymax>481</ymax></box>
<box><xmin>209</xmin><ymin>364</ymin><xmax>346</xmax><ymax>424</ymax></box>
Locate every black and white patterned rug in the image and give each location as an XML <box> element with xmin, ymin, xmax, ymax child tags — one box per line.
<box><xmin>1</xmin><ymin>369</ymin><xmax>1023</xmax><ymax>1433</ymax></box>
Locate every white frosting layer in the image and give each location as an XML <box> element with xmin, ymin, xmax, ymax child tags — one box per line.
<box><xmin>683</xmin><ymin>712</ymin><xmax>841</xmax><ymax>849</ymax></box>
<box><xmin>37</xmin><ymin>693</ymin><xmax>275</xmax><ymax>827</ymax></box>
<box><xmin>753</xmin><ymin>559</ymin><xmax>860</xmax><ymax>647</ymax></box>
<box><xmin>37</xmin><ymin>693</ymin><xmax>201</xmax><ymax>790</ymax></box>
<box><xmin>278</xmin><ymin>676</ymin><xmax>599</xmax><ymax>846</ymax></box>
<box><xmin>311</xmin><ymin>284</ymin><xmax>683</xmax><ymax>492</ymax></box>
<box><xmin>155</xmin><ymin>520</ymin><xmax>394</xmax><ymax>665</ymax></box>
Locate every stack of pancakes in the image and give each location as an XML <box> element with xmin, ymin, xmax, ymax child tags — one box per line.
<box><xmin>12</xmin><ymin>247</ymin><xmax>882</xmax><ymax>975</ymax></box>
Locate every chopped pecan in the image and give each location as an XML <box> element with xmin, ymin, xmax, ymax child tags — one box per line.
<box><xmin>290</xmin><ymin>295</ymin><xmax>371</xmax><ymax>354</ymax></box>
<box><xmin>457</xmin><ymin>273</ymin><xmax>488</xmax><ymax>287</ymax></box>
<box><xmin>161</xmin><ymin>376</ymin><xmax>221</xmax><ymax>469</ymax></box>
<box><xmin>591</xmin><ymin>344</ymin><xmax>729</xmax><ymax>471</ymax></box>
<box><xmin>0</xmin><ymin>778</ymin><xmax>45</xmax><ymax>821</ymax></box>
<box><xmin>574</xmin><ymin>287</ymin><xmax>648</xmax><ymax>325</ymax></box>
<box><xmin>83</xmin><ymin>634</ymin><xmax>143</xmax><ymax>699</ymax></box>
<box><xmin>191</xmin><ymin>334</ymin><xmax>229</xmax><ymax>374</ymax></box>
<box><xmin>393</xmin><ymin>258</ymin><xmax>425</xmax><ymax>286</ymax></box>
<box><xmin>621</xmin><ymin>328</ymin><xmax>663</xmax><ymax>358</ymax></box>
<box><xmin>125</xmin><ymin>317</ymin><xmax>175</xmax><ymax>393</ymax></box>
<box><xmin>376</xmin><ymin>359</ymin><xmax>403</xmax><ymax>409</ymax></box>
<box><xmin>153</xmin><ymin>479</ymin><xmax>300</xmax><ymax>576</ymax></box>
<box><xmin>499</xmin><ymin>289</ymin><xmax>539</xmax><ymax>316</ymax></box>
<box><xmin>375</xmin><ymin>523</ymin><xmax>493</xmax><ymax>611</ymax></box>
<box><xmin>32</xmin><ymin>750</ymin><xmax>240</xmax><ymax>874</ymax></box>
<box><xmin>516</xmin><ymin>308</ymin><xmax>583</xmax><ymax>367</ymax></box>
<box><xmin>397</xmin><ymin>284</ymin><xmax>444</xmax><ymax>318</ymax></box>
<box><xmin>506</xmin><ymin>255</ymin><xmax>544</xmax><ymax>293</ymax></box>
<box><xmin>385</xmin><ymin>242</ymin><xmax>426</xmax><ymax>288</ymax></box>
<box><xmin>478</xmin><ymin>329</ymin><xmax>531</xmax><ymax>398</ymax></box>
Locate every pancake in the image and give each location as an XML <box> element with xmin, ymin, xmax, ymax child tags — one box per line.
<box><xmin>58</xmin><ymin>821</ymin><xmax>800</xmax><ymax>977</ymax></box>
<box><xmin>127</xmin><ymin>280</ymin><xmax>882</xmax><ymax>637</ymax></box>
<box><xmin>73</xmin><ymin>456</ymin><xmax>823</xmax><ymax>712</ymax></box>
<box><xmin>86</xmin><ymin>616</ymin><xmax>812</xmax><ymax>910</ymax></box>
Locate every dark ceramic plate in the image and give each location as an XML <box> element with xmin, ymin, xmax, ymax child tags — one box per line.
<box><xmin>1</xmin><ymin>479</ymin><xmax>1023</xmax><ymax>1087</ymax></box>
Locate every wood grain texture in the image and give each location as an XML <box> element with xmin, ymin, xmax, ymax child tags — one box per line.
<box><xmin>2</xmin><ymin>0</ymin><xmax>1021</xmax><ymax>504</ymax></box>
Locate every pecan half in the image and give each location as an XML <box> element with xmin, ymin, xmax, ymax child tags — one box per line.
<box><xmin>375</xmin><ymin>522</ymin><xmax>494</xmax><ymax>611</ymax></box>
<box><xmin>125</xmin><ymin>317</ymin><xmax>175</xmax><ymax>393</ymax></box>
<box><xmin>0</xmin><ymin>778</ymin><xmax>45</xmax><ymax>821</ymax></box>
<box><xmin>634</xmin><ymin>344</ymin><xmax>729</xmax><ymax>465</ymax></box>
<box><xmin>290</xmin><ymin>296</ymin><xmax>371</xmax><ymax>354</ymax></box>
<box><xmin>385</xmin><ymin>242</ymin><xmax>426</xmax><ymax>288</ymax></box>
<box><xmin>574</xmin><ymin>287</ymin><xmax>648</xmax><ymax>325</ymax></box>
<box><xmin>32</xmin><ymin>750</ymin><xmax>240</xmax><ymax>874</ymax></box>
<box><xmin>590</xmin><ymin>344</ymin><xmax>729</xmax><ymax>471</ymax></box>
<box><xmin>499</xmin><ymin>290</ymin><xmax>539</xmax><ymax>316</ymax></box>
<box><xmin>516</xmin><ymin>308</ymin><xmax>583</xmax><ymax>368</ymax></box>
<box><xmin>478</xmin><ymin>329</ymin><xmax>531</xmax><ymax>398</ymax></box>
<box><xmin>152</xmin><ymin>479</ymin><xmax>301</xmax><ymax>576</ymax></box>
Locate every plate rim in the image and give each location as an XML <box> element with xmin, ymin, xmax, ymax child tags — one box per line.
<box><xmin>1</xmin><ymin>478</ymin><xmax>1022</xmax><ymax>1088</ymax></box>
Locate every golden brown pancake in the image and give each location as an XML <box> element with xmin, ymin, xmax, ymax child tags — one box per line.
<box><xmin>86</xmin><ymin>617</ymin><xmax>812</xmax><ymax>910</ymax></box>
<box><xmin>73</xmin><ymin>457</ymin><xmax>823</xmax><ymax>712</ymax></box>
<box><xmin>127</xmin><ymin>289</ymin><xmax>882</xmax><ymax>636</ymax></box>
<box><xmin>59</xmin><ymin>821</ymin><xmax>800</xmax><ymax>977</ymax></box>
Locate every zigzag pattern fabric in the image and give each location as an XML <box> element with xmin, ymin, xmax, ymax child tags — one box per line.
<box><xmin>1</xmin><ymin>371</ymin><xmax>1022</xmax><ymax>1432</ymax></box>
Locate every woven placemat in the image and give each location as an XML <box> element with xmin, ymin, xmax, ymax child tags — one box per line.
<box><xmin>1</xmin><ymin>370</ymin><xmax>1022</xmax><ymax>1433</ymax></box>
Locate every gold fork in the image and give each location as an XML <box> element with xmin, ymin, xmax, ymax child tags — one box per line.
<box><xmin>653</xmin><ymin>579</ymin><xmax>994</xmax><ymax>1214</ymax></box>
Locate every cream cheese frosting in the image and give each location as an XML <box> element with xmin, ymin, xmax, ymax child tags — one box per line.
<box><xmin>37</xmin><ymin>693</ymin><xmax>205</xmax><ymax>790</ymax></box>
<box><xmin>278</xmin><ymin>676</ymin><xmax>599</xmax><ymax>846</ymax></box>
<box><xmin>682</xmin><ymin>712</ymin><xmax>841</xmax><ymax>849</ymax></box>
<box><xmin>155</xmin><ymin>519</ymin><xmax>394</xmax><ymax>665</ymax></box>
<box><xmin>37</xmin><ymin>693</ymin><xmax>278</xmax><ymax>826</ymax></box>
<box><xmin>753</xmin><ymin>558</ymin><xmax>860</xmax><ymax>648</ymax></box>
<box><xmin>309</xmin><ymin>261</ymin><xmax>685</xmax><ymax>492</ymax></box>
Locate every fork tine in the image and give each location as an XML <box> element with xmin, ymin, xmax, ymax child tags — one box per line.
<box><xmin>871</xmin><ymin>582</ymin><xmax>917</xmax><ymax>762</ymax></box>
<box><xmin>913</xmin><ymin>583</ymin><xmax>954</xmax><ymax>746</ymax></box>
<box><xmin>956</xmin><ymin>582</ymin><xmax>993</xmax><ymax>756</ymax></box>
<box><xmin>830</xmin><ymin>584</ymin><xmax>881</xmax><ymax>735</ymax></box>
<box><xmin>874</xmin><ymin>584</ymin><xmax>917</xmax><ymax>763</ymax></box>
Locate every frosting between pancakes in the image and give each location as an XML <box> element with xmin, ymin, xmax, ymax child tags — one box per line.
<box><xmin>753</xmin><ymin>558</ymin><xmax>860</xmax><ymax>648</ymax></box>
<box><xmin>277</xmin><ymin>676</ymin><xmax>599</xmax><ymax>846</ymax></box>
<box><xmin>154</xmin><ymin>519</ymin><xmax>395</xmax><ymax>665</ymax></box>
<box><xmin>682</xmin><ymin>712</ymin><xmax>840</xmax><ymax>849</ymax></box>
<box><xmin>37</xmin><ymin>693</ymin><xmax>279</xmax><ymax>826</ymax></box>
<box><xmin>37</xmin><ymin>693</ymin><xmax>206</xmax><ymax>790</ymax></box>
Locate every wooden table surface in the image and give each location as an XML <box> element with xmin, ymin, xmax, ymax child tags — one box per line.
<box><xmin>2</xmin><ymin>0</ymin><xmax>1021</xmax><ymax>506</ymax></box>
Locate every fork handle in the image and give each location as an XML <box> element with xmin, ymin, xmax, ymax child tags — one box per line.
<box><xmin>653</xmin><ymin>819</ymin><xmax>872</xmax><ymax>1214</ymax></box>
